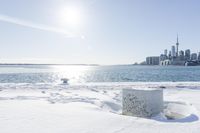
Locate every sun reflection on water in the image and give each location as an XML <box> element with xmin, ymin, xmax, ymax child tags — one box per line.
<box><xmin>50</xmin><ymin>65</ymin><xmax>94</xmax><ymax>83</ymax></box>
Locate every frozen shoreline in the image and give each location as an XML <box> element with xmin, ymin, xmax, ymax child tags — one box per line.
<box><xmin>0</xmin><ymin>82</ymin><xmax>200</xmax><ymax>133</ymax></box>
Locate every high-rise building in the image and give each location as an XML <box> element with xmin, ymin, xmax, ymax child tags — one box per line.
<box><xmin>146</xmin><ymin>56</ymin><xmax>160</xmax><ymax>65</ymax></box>
<box><xmin>198</xmin><ymin>52</ymin><xmax>200</xmax><ymax>61</ymax></box>
<box><xmin>179</xmin><ymin>50</ymin><xmax>184</xmax><ymax>56</ymax></box>
<box><xmin>164</xmin><ymin>49</ymin><xmax>168</xmax><ymax>56</ymax></box>
<box><xmin>168</xmin><ymin>51</ymin><xmax>172</xmax><ymax>60</ymax></box>
<box><xmin>191</xmin><ymin>53</ymin><xmax>198</xmax><ymax>60</ymax></box>
<box><xmin>176</xmin><ymin>35</ymin><xmax>179</xmax><ymax>57</ymax></box>
<box><xmin>171</xmin><ymin>45</ymin><xmax>176</xmax><ymax>57</ymax></box>
<box><xmin>185</xmin><ymin>49</ymin><xmax>191</xmax><ymax>61</ymax></box>
<box><xmin>168</xmin><ymin>51</ymin><xmax>171</xmax><ymax>56</ymax></box>
<box><xmin>146</xmin><ymin>35</ymin><xmax>200</xmax><ymax>66</ymax></box>
<box><xmin>159</xmin><ymin>54</ymin><xmax>167</xmax><ymax>61</ymax></box>
<box><xmin>179</xmin><ymin>50</ymin><xmax>184</xmax><ymax>60</ymax></box>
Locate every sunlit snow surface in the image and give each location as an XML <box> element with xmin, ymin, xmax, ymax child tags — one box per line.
<box><xmin>0</xmin><ymin>82</ymin><xmax>200</xmax><ymax>133</ymax></box>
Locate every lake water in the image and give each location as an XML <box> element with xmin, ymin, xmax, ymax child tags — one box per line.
<box><xmin>0</xmin><ymin>65</ymin><xmax>200</xmax><ymax>83</ymax></box>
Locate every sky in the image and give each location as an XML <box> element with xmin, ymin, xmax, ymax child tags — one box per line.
<box><xmin>0</xmin><ymin>0</ymin><xmax>200</xmax><ymax>65</ymax></box>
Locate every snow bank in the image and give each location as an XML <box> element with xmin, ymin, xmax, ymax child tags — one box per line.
<box><xmin>0</xmin><ymin>82</ymin><xmax>200</xmax><ymax>133</ymax></box>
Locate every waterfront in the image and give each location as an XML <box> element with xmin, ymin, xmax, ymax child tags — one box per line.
<box><xmin>0</xmin><ymin>65</ymin><xmax>200</xmax><ymax>83</ymax></box>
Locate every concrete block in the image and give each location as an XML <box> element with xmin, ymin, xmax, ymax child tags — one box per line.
<box><xmin>122</xmin><ymin>88</ymin><xmax>163</xmax><ymax>118</ymax></box>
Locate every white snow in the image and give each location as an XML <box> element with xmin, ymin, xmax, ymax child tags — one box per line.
<box><xmin>0</xmin><ymin>82</ymin><xmax>200</xmax><ymax>133</ymax></box>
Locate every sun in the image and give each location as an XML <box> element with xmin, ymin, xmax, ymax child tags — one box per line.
<box><xmin>58</xmin><ymin>6</ymin><xmax>83</xmax><ymax>28</ymax></box>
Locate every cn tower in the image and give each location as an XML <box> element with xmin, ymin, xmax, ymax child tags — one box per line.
<box><xmin>176</xmin><ymin>34</ymin><xmax>179</xmax><ymax>57</ymax></box>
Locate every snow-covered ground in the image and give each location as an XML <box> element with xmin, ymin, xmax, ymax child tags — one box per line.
<box><xmin>0</xmin><ymin>82</ymin><xmax>200</xmax><ymax>133</ymax></box>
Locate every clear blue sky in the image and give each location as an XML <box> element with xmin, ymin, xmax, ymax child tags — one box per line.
<box><xmin>0</xmin><ymin>0</ymin><xmax>200</xmax><ymax>64</ymax></box>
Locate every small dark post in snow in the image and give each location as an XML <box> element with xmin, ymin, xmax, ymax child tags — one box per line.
<box><xmin>61</xmin><ymin>78</ymin><xmax>69</xmax><ymax>84</ymax></box>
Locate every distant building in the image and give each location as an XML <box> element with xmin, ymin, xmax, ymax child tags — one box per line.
<box><xmin>179</xmin><ymin>50</ymin><xmax>184</xmax><ymax>60</ymax></box>
<box><xmin>146</xmin><ymin>56</ymin><xmax>159</xmax><ymax>65</ymax></box>
<box><xmin>171</xmin><ymin>46</ymin><xmax>176</xmax><ymax>57</ymax></box>
<box><xmin>191</xmin><ymin>53</ymin><xmax>197</xmax><ymax>60</ymax></box>
<box><xmin>160</xmin><ymin>59</ymin><xmax>171</xmax><ymax>66</ymax></box>
<box><xmin>170</xmin><ymin>58</ymin><xmax>185</xmax><ymax>66</ymax></box>
<box><xmin>160</xmin><ymin>35</ymin><xmax>185</xmax><ymax>66</ymax></box>
<box><xmin>164</xmin><ymin>49</ymin><xmax>168</xmax><ymax>56</ymax></box>
<box><xmin>198</xmin><ymin>52</ymin><xmax>200</xmax><ymax>61</ymax></box>
<box><xmin>168</xmin><ymin>51</ymin><xmax>172</xmax><ymax>60</ymax></box>
<box><xmin>176</xmin><ymin>35</ymin><xmax>179</xmax><ymax>57</ymax></box>
<box><xmin>179</xmin><ymin>50</ymin><xmax>184</xmax><ymax>56</ymax></box>
<box><xmin>159</xmin><ymin>54</ymin><xmax>167</xmax><ymax>61</ymax></box>
<box><xmin>185</xmin><ymin>49</ymin><xmax>191</xmax><ymax>61</ymax></box>
<box><xmin>145</xmin><ymin>35</ymin><xmax>200</xmax><ymax>66</ymax></box>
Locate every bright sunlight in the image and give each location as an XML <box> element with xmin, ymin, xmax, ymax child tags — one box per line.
<box><xmin>58</xmin><ymin>6</ymin><xmax>83</xmax><ymax>28</ymax></box>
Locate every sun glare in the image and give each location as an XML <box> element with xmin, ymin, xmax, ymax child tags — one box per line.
<box><xmin>58</xmin><ymin>6</ymin><xmax>83</xmax><ymax>28</ymax></box>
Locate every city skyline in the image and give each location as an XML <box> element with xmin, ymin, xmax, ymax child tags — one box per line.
<box><xmin>146</xmin><ymin>35</ymin><xmax>200</xmax><ymax>66</ymax></box>
<box><xmin>1</xmin><ymin>0</ymin><xmax>200</xmax><ymax>64</ymax></box>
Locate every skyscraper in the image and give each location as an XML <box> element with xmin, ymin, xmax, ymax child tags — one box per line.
<box><xmin>168</xmin><ymin>51</ymin><xmax>172</xmax><ymax>60</ymax></box>
<box><xmin>185</xmin><ymin>49</ymin><xmax>191</xmax><ymax>61</ymax></box>
<box><xmin>169</xmin><ymin>51</ymin><xmax>172</xmax><ymax>56</ymax></box>
<box><xmin>179</xmin><ymin>50</ymin><xmax>184</xmax><ymax>60</ymax></box>
<box><xmin>176</xmin><ymin>35</ymin><xmax>179</xmax><ymax>57</ymax></box>
<box><xmin>164</xmin><ymin>49</ymin><xmax>168</xmax><ymax>56</ymax></box>
<box><xmin>191</xmin><ymin>53</ymin><xmax>197</xmax><ymax>60</ymax></box>
<box><xmin>171</xmin><ymin>45</ymin><xmax>176</xmax><ymax>57</ymax></box>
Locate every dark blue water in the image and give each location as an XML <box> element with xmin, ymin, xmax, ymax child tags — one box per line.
<box><xmin>0</xmin><ymin>65</ymin><xmax>200</xmax><ymax>83</ymax></box>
